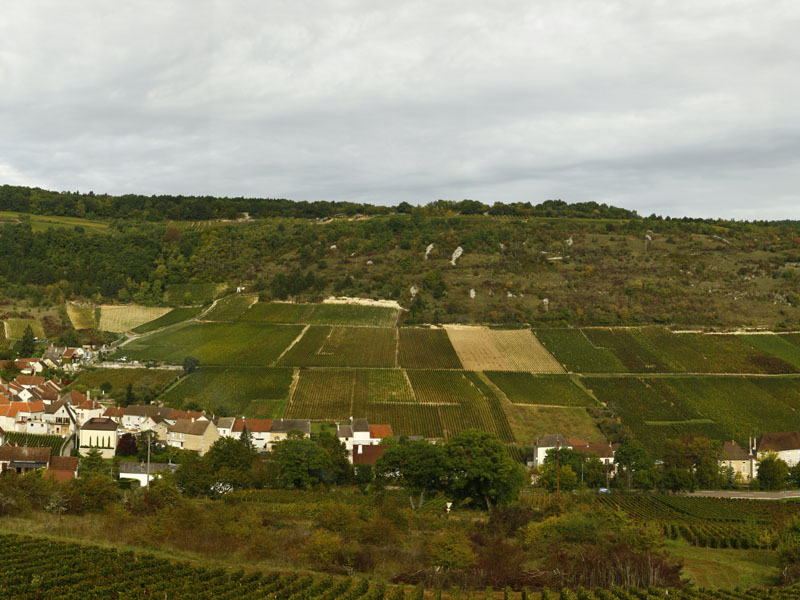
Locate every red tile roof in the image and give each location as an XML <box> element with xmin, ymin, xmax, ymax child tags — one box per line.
<box><xmin>369</xmin><ymin>424</ymin><xmax>393</xmax><ymax>440</ymax></box>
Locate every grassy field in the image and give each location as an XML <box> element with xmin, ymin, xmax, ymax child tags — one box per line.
<box><xmin>165</xmin><ymin>283</ymin><xmax>225</xmax><ymax>305</ymax></box>
<box><xmin>305</xmin><ymin>304</ymin><xmax>399</xmax><ymax>328</ymax></box>
<box><xmin>237</xmin><ymin>302</ymin><xmax>313</xmax><ymax>323</ymax></box>
<box><xmin>159</xmin><ymin>367</ymin><xmax>294</xmax><ymax>418</ymax></box>
<box><xmin>66</xmin><ymin>303</ymin><xmax>98</xmax><ymax>330</ymax></box>
<box><xmin>535</xmin><ymin>329</ymin><xmax>626</xmax><ymax>373</ymax></box>
<box><xmin>120</xmin><ymin>322</ymin><xmax>303</xmax><ymax>366</ymax></box>
<box><xmin>666</xmin><ymin>540</ymin><xmax>780</xmax><ymax>588</ymax></box>
<box><xmin>503</xmin><ymin>404</ymin><xmax>606</xmax><ymax>444</ymax></box>
<box><xmin>72</xmin><ymin>368</ymin><xmax>177</xmax><ymax>393</ymax></box>
<box><xmin>0</xmin><ymin>210</ymin><xmax>109</xmax><ymax>233</ymax></box>
<box><xmin>485</xmin><ymin>372</ymin><xmax>596</xmax><ymax>407</ymax></box>
<box><xmin>4</xmin><ymin>318</ymin><xmax>45</xmax><ymax>340</ymax></box>
<box><xmin>397</xmin><ymin>328</ymin><xmax>462</xmax><ymax>369</ymax></box>
<box><xmin>98</xmin><ymin>305</ymin><xmax>172</xmax><ymax>333</ymax></box>
<box><xmin>277</xmin><ymin>326</ymin><xmax>397</xmax><ymax>368</ymax></box>
<box><xmin>131</xmin><ymin>307</ymin><xmax>203</xmax><ymax>333</ymax></box>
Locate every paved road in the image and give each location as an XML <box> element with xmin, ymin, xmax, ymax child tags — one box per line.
<box><xmin>688</xmin><ymin>490</ymin><xmax>800</xmax><ymax>500</ymax></box>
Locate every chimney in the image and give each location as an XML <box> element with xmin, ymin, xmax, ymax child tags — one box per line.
<box><xmin>87</xmin><ymin>390</ymin><xmax>90</xmax><ymax>402</ymax></box>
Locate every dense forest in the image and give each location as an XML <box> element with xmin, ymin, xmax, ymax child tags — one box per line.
<box><xmin>1</xmin><ymin>186</ymin><xmax>800</xmax><ymax>329</ymax></box>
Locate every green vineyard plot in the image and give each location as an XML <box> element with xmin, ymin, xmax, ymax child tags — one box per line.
<box><xmin>131</xmin><ymin>306</ymin><xmax>203</xmax><ymax>333</ymax></box>
<box><xmin>397</xmin><ymin>328</ymin><xmax>462</xmax><ymax>369</ymax></box>
<box><xmin>740</xmin><ymin>333</ymin><xmax>800</xmax><ymax>370</ymax></box>
<box><xmin>121</xmin><ymin>322</ymin><xmax>302</xmax><ymax>366</ymax></box>
<box><xmin>582</xmin><ymin>327</ymin><xmax>668</xmax><ymax>372</ymax></box>
<box><xmin>202</xmin><ymin>294</ymin><xmax>257</xmax><ymax>321</ymax></box>
<box><xmin>306</xmin><ymin>303</ymin><xmax>399</xmax><ymax>327</ymax></box>
<box><xmin>237</xmin><ymin>301</ymin><xmax>313</xmax><ymax>323</ymax></box>
<box><xmin>486</xmin><ymin>372</ymin><xmax>596</xmax><ymax>407</ymax></box>
<box><xmin>160</xmin><ymin>366</ymin><xmax>294</xmax><ymax>417</ymax></box>
<box><xmin>278</xmin><ymin>326</ymin><xmax>397</xmax><ymax>367</ymax></box>
<box><xmin>535</xmin><ymin>329</ymin><xmax>626</xmax><ymax>373</ymax></box>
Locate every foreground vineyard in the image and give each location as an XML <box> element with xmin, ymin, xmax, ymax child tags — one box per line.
<box><xmin>1</xmin><ymin>533</ymin><xmax>799</xmax><ymax>599</ymax></box>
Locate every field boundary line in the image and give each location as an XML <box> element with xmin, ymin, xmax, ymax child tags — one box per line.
<box><xmin>283</xmin><ymin>368</ymin><xmax>301</xmax><ymax>417</ymax></box>
<box><xmin>275</xmin><ymin>324</ymin><xmax>310</xmax><ymax>364</ymax></box>
<box><xmin>475</xmin><ymin>371</ymin><xmax>511</xmax><ymax>404</ymax></box>
<box><xmin>349</xmin><ymin>371</ymin><xmax>356</xmax><ymax>417</ymax></box>
<box><xmin>402</xmin><ymin>369</ymin><xmax>419</xmax><ymax>403</ymax></box>
<box><xmin>394</xmin><ymin>328</ymin><xmax>400</xmax><ymax>368</ymax></box>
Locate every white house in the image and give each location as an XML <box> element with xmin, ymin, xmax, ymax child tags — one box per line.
<box><xmin>79</xmin><ymin>417</ymin><xmax>119</xmax><ymax>459</ymax></box>
<box><xmin>756</xmin><ymin>432</ymin><xmax>800</xmax><ymax>467</ymax></box>
<box><xmin>232</xmin><ymin>418</ymin><xmax>272</xmax><ymax>452</ymax></box>
<box><xmin>119</xmin><ymin>461</ymin><xmax>178</xmax><ymax>486</ymax></box>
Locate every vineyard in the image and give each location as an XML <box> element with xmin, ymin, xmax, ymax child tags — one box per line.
<box><xmin>120</xmin><ymin>322</ymin><xmax>303</xmax><ymax>366</ymax></box>
<box><xmin>65</xmin><ymin>302</ymin><xmax>97</xmax><ymax>330</ymax></box>
<box><xmin>584</xmin><ymin>376</ymin><xmax>800</xmax><ymax>452</ymax></box>
<box><xmin>1</xmin><ymin>533</ymin><xmax>798</xmax><ymax>599</ymax></box>
<box><xmin>4</xmin><ymin>317</ymin><xmax>45</xmax><ymax>340</ymax></box>
<box><xmin>159</xmin><ymin>366</ymin><xmax>294</xmax><ymax>417</ymax></box>
<box><xmin>398</xmin><ymin>328</ymin><xmax>463</xmax><ymax>369</ymax></box>
<box><xmin>98</xmin><ymin>305</ymin><xmax>172</xmax><ymax>333</ymax></box>
<box><xmin>598</xmin><ymin>495</ymin><xmax>800</xmax><ymax>550</ymax></box>
<box><xmin>238</xmin><ymin>301</ymin><xmax>314</xmax><ymax>323</ymax></box>
<box><xmin>739</xmin><ymin>334</ymin><xmax>800</xmax><ymax>370</ymax></box>
<box><xmin>535</xmin><ymin>329</ymin><xmax>626</xmax><ymax>373</ymax></box>
<box><xmin>444</xmin><ymin>327</ymin><xmax>561</xmax><ymax>372</ymax></box>
<box><xmin>486</xmin><ymin>373</ymin><xmax>596</xmax><ymax>407</ymax></box>
<box><xmin>202</xmin><ymin>293</ymin><xmax>257</xmax><ymax>321</ymax></box>
<box><xmin>72</xmin><ymin>368</ymin><xmax>178</xmax><ymax>393</ymax></box>
<box><xmin>278</xmin><ymin>326</ymin><xmax>397</xmax><ymax>368</ymax></box>
<box><xmin>131</xmin><ymin>306</ymin><xmax>203</xmax><ymax>333</ymax></box>
<box><xmin>306</xmin><ymin>303</ymin><xmax>399</xmax><ymax>327</ymax></box>
<box><xmin>2</xmin><ymin>432</ymin><xmax>65</xmax><ymax>453</ymax></box>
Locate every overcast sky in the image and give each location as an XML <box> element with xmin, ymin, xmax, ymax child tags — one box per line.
<box><xmin>2</xmin><ymin>1</ymin><xmax>800</xmax><ymax>219</ymax></box>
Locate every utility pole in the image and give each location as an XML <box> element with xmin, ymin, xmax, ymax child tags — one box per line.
<box><xmin>556</xmin><ymin>438</ymin><xmax>561</xmax><ymax>499</ymax></box>
<box><xmin>146</xmin><ymin>430</ymin><xmax>151</xmax><ymax>489</ymax></box>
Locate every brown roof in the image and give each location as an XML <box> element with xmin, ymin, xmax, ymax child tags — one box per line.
<box><xmin>537</xmin><ymin>434</ymin><xmax>570</xmax><ymax>448</ymax></box>
<box><xmin>15</xmin><ymin>376</ymin><xmax>45</xmax><ymax>387</ymax></box>
<box><xmin>570</xmin><ymin>441</ymin><xmax>615</xmax><ymax>459</ymax></box>
<box><xmin>337</xmin><ymin>425</ymin><xmax>353</xmax><ymax>438</ymax></box>
<box><xmin>0</xmin><ymin>446</ymin><xmax>51</xmax><ymax>462</ymax></box>
<box><xmin>81</xmin><ymin>417</ymin><xmax>119</xmax><ymax>431</ymax></box>
<box><xmin>168</xmin><ymin>419</ymin><xmax>213</xmax><ymax>436</ymax></box>
<box><xmin>168</xmin><ymin>409</ymin><xmax>205</xmax><ymax>421</ymax></box>
<box><xmin>270</xmin><ymin>419</ymin><xmax>310</xmax><ymax>434</ymax></box>
<box><xmin>353</xmin><ymin>444</ymin><xmax>387</xmax><ymax>465</ymax></box>
<box><xmin>369</xmin><ymin>424</ymin><xmax>393</xmax><ymax>439</ymax></box>
<box><xmin>124</xmin><ymin>405</ymin><xmax>173</xmax><ymax>419</ymax></box>
<box><xmin>722</xmin><ymin>441</ymin><xmax>751</xmax><ymax>461</ymax></box>
<box><xmin>757</xmin><ymin>432</ymin><xmax>800</xmax><ymax>453</ymax></box>
<box><xmin>48</xmin><ymin>456</ymin><xmax>79</xmax><ymax>471</ymax></box>
<box><xmin>103</xmin><ymin>406</ymin><xmax>126</xmax><ymax>418</ymax></box>
<box><xmin>233</xmin><ymin>418</ymin><xmax>272</xmax><ymax>433</ymax></box>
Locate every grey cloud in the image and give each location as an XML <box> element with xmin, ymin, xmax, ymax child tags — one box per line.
<box><xmin>1</xmin><ymin>0</ymin><xmax>800</xmax><ymax>218</ymax></box>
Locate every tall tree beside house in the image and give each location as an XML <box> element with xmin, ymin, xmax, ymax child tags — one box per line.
<box><xmin>315</xmin><ymin>431</ymin><xmax>353</xmax><ymax>485</ymax></box>
<box><xmin>757</xmin><ymin>452</ymin><xmax>789</xmax><ymax>491</ymax></box>
<box><xmin>80</xmin><ymin>448</ymin><xmax>107</xmax><ymax>478</ymax></box>
<box><xmin>239</xmin><ymin>425</ymin><xmax>254</xmax><ymax>451</ymax></box>
<box><xmin>116</xmin><ymin>433</ymin><xmax>138</xmax><ymax>456</ymax></box>
<box><xmin>19</xmin><ymin>325</ymin><xmax>36</xmax><ymax>357</ymax></box>
<box><xmin>376</xmin><ymin>438</ymin><xmax>449</xmax><ymax>509</ymax></box>
<box><xmin>444</xmin><ymin>429</ymin><xmax>525</xmax><ymax>510</ymax></box>
<box><xmin>269</xmin><ymin>434</ymin><xmax>332</xmax><ymax>490</ymax></box>
<box><xmin>614</xmin><ymin>440</ymin><xmax>655</xmax><ymax>490</ymax></box>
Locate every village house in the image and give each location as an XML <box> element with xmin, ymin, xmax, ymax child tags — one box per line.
<box><xmin>336</xmin><ymin>418</ymin><xmax>393</xmax><ymax>461</ymax></box>
<box><xmin>0</xmin><ymin>446</ymin><xmax>50</xmax><ymax>474</ymax></box>
<box><xmin>166</xmin><ymin>419</ymin><xmax>219</xmax><ymax>455</ymax></box>
<box><xmin>720</xmin><ymin>440</ymin><xmax>754</xmax><ymax>482</ymax></box>
<box><xmin>102</xmin><ymin>406</ymin><xmax>126</xmax><ymax>424</ymax></box>
<box><xmin>79</xmin><ymin>417</ymin><xmax>119</xmax><ymax>459</ymax></box>
<box><xmin>268</xmin><ymin>419</ymin><xmax>310</xmax><ymax>449</ymax></box>
<box><xmin>43</xmin><ymin>400</ymin><xmax>77</xmax><ymax>435</ymax></box>
<box><xmin>215</xmin><ymin>417</ymin><xmax>236</xmax><ymax>438</ymax></box>
<box><xmin>532</xmin><ymin>434</ymin><xmax>569</xmax><ymax>468</ymax></box>
<box><xmin>232</xmin><ymin>418</ymin><xmax>272</xmax><ymax>452</ymax></box>
<box><xmin>139</xmin><ymin>415</ymin><xmax>169</xmax><ymax>440</ymax></box>
<box><xmin>756</xmin><ymin>432</ymin><xmax>800</xmax><ymax>467</ymax></box>
<box><xmin>353</xmin><ymin>444</ymin><xmax>387</xmax><ymax>465</ymax></box>
<box><xmin>119</xmin><ymin>461</ymin><xmax>178</xmax><ymax>486</ymax></box>
<box><xmin>121</xmin><ymin>405</ymin><xmax>174</xmax><ymax>431</ymax></box>
<box><xmin>45</xmin><ymin>456</ymin><xmax>80</xmax><ymax>482</ymax></box>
